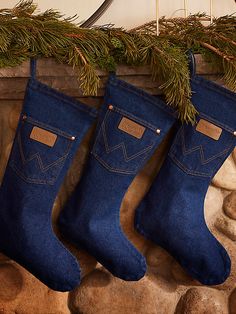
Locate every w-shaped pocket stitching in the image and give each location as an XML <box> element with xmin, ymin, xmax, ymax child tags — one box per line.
<box><xmin>180</xmin><ymin>127</ymin><xmax>232</xmax><ymax>165</ymax></box>
<box><xmin>17</xmin><ymin>132</ymin><xmax>69</xmax><ymax>172</ymax></box>
<box><xmin>169</xmin><ymin>123</ymin><xmax>235</xmax><ymax>177</ymax></box>
<box><xmin>101</xmin><ymin>121</ymin><xmax>154</xmax><ymax>162</ymax></box>
<box><xmin>92</xmin><ymin>106</ymin><xmax>158</xmax><ymax>175</ymax></box>
<box><xmin>9</xmin><ymin>115</ymin><xmax>73</xmax><ymax>185</ymax></box>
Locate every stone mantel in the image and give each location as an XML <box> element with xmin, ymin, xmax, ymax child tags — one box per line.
<box><xmin>0</xmin><ymin>54</ymin><xmax>224</xmax><ymax>100</ymax></box>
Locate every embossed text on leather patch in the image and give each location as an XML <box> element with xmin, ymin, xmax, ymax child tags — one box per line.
<box><xmin>196</xmin><ymin>119</ymin><xmax>222</xmax><ymax>140</ymax></box>
<box><xmin>118</xmin><ymin>117</ymin><xmax>146</xmax><ymax>139</ymax></box>
<box><xmin>30</xmin><ymin>126</ymin><xmax>57</xmax><ymax>147</ymax></box>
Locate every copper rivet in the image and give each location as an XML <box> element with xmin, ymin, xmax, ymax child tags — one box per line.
<box><xmin>156</xmin><ymin>129</ymin><xmax>161</xmax><ymax>134</ymax></box>
<box><xmin>234</xmin><ymin>131</ymin><xmax>236</xmax><ymax>136</ymax></box>
<box><xmin>71</xmin><ymin>136</ymin><xmax>76</xmax><ymax>140</ymax></box>
<box><xmin>109</xmin><ymin>105</ymin><xmax>113</xmax><ymax>110</ymax></box>
<box><xmin>22</xmin><ymin>114</ymin><xmax>27</xmax><ymax>120</ymax></box>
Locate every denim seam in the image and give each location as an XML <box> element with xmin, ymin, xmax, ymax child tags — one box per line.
<box><xmin>111</xmin><ymin>106</ymin><xmax>160</xmax><ymax>132</ymax></box>
<box><xmin>91</xmin><ymin>109</ymin><xmax>155</xmax><ymax>174</ymax></box>
<box><xmin>23</xmin><ymin>115</ymin><xmax>75</xmax><ymax>139</ymax></box>
<box><xmin>181</xmin><ymin>127</ymin><xmax>233</xmax><ymax>164</ymax></box>
<box><xmin>108</xmin><ymin>77</ymin><xmax>176</xmax><ymax>117</ymax></box>
<box><xmin>9</xmin><ymin>127</ymin><xmax>72</xmax><ymax>184</ymax></box>
<box><xmin>92</xmin><ymin>152</ymin><xmax>139</xmax><ymax>175</ymax></box>
<box><xmin>168</xmin><ymin>128</ymin><xmax>211</xmax><ymax>177</ymax></box>
<box><xmin>192</xmin><ymin>76</ymin><xmax>236</xmax><ymax>102</ymax></box>
<box><xmin>198</xmin><ymin>113</ymin><xmax>235</xmax><ymax>134</ymax></box>
<box><xmin>102</xmin><ymin>117</ymin><xmax>155</xmax><ymax>162</ymax></box>
<box><xmin>18</xmin><ymin>132</ymin><xmax>71</xmax><ymax>172</ymax></box>
<box><xmin>169</xmin><ymin>126</ymin><xmax>234</xmax><ymax>177</ymax></box>
<box><xmin>92</xmin><ymin>110</ymin><xmax>109</xmax><ymax>155</ymax></box>
<box><xmin>9</xmin><ymin>163</ymin><xmax>59</xmax><ymax>185</ymax></box>
<box><xmin>28</xmin><ymin>79</ymin><xmax>97</xmax><ymax>117</ymax></box>
<box><xmin>168</xmin><ymin>154</ymin><xmax>212</xmax><ymax>177</ymax></box>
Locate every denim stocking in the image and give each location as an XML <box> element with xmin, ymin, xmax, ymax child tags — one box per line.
<box><xmin>59</xmin><ymin>74</ymin><xmax>176</xmax><ymax>280</ymax></box>
<box><xmin>135</xmin><ymin>76</ymin><xmax>236</xmax><ymax>285</ymax></box>
<box><xmin>0</xmin><ymin>59</ymin><xmax>97</xmax><ymax>291</ymax></box>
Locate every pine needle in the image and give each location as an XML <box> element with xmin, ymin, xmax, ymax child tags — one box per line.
<box><xmin>0</xmin><ymin>1</ymin><xmax>235</xmax><ymax>123</ymax></box>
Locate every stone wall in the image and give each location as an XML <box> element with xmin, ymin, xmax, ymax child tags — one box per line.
<box><xmin>0</xmin><ymin>58</ymin><xmax>235</xmax><ymax>314</ymax></box>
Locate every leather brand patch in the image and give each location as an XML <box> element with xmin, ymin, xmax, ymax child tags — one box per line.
<box><xmin>118</xmin><ymin>117</ymin><xmax>146</xmax><ymax>139</ymax></box>
<box><xmin>196</xmin><ymin>119</ymin><xmax>222</xmax><ymax>140</ymax></box>
<box><xmin>30</xmin><ymin>126</ymin><xmax>57</xmax><ymax>147</ymax></box>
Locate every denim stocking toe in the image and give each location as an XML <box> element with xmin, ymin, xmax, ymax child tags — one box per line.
<box><xmin>59</xmin><ymin>74</ymin><xmax>176</xmax><ymax>280</ymax></box>
<box><xmin>0</xmin><ymin>59</ymin><xmax>97</xmax><ymax>291</ymax></box>
<box><xmin>135</xmin><ymin>76</ymin><xmax>236</xmax><ymax>285</ymax></box>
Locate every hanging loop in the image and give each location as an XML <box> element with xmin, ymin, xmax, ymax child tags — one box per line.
<box><xmin>156</xmin><ymin>0</ymin><xmax>160</xmax><ymax>35</ymax></box>
<box><xmin>187</xmin><ymin>49</ymin><xmax>196</xmax><ymax>78</ymax></box>
<box><xmin>30</xmin><ymin>58</ymin><xmax>37</xmax><ymax>79</ymax></box>
<box><xmin>210</xmin><ymin>0</ymin><xmax>213</xmax><ymax>23</ymax></box>
<box><xmin>184</xmin><ymin>0</ymin><xmax>189</xmax><ymax>18</ymax></box>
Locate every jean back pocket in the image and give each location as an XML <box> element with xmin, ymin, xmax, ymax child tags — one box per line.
<box><xmin>169</xmin><ymin>116</ymin><xmax>235</xmax><ymax>177</ymax></box>
<box><xmin>91</xmin><ymin>105</ymin><xmax>159</xmax><ymax>175</ymax></box>
<box><xmin>9</xmin><ymin>115</ymin><xmax>73</xmax><ymax>185</ymax></box>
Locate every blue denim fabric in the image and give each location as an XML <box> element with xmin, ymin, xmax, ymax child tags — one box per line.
<box><xmin>135</xmin><ymin>75</ymin><xmax>236</xmax><ymax>285</ymax></box>
<box><xmin>0</xmin><ymin>59</ymin><xmax>97</xmax><ymax>291</ymax></box>
<box><xmin>59</xmin><ymin>73</ymin><xmax>176</xmax><ymax>280</ymax></box>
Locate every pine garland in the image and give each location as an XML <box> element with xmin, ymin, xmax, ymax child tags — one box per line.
<box><xmin>0</xmin><ymin>1</ymin><xmax>235</xmax><ymax>123</ymax></box>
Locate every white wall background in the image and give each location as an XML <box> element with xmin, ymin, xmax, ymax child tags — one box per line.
<box><xmin>1</xmin><ymin>0</ymin><xmax>236</xmax><ymax>28</ymax></box>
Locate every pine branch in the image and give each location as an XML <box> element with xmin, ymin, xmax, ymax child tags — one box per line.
<box><xmin>0</xmin><ymin>1</ymin><xmax>235</xmax><ymax>122</ymax></box>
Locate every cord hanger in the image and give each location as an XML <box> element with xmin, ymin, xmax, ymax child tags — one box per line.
<box><xmin>156</xmin><ymin>0</ymin><xmax>159</xmax><ymax>35</ymax></box>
